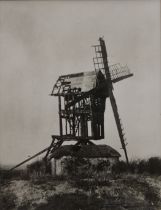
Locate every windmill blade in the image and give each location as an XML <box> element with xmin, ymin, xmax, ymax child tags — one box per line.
<box><xmin>112</xmin><ymin>73</ymin><xmax>133</xmax><ymax>83</ymax></box>
<box><xmin>94</xmin><ymin>37</ymin><xmax>130</xmax><ymax>164</ymax></box>
<box><xmin>109</xmin><ymin>90</ymin><xmax>129</xmax><ymax>164</ymax></box>
<box><xmin>109</xmin><ymin>63</ymin><xmax>133</xmax><ymax>83</ymax></box>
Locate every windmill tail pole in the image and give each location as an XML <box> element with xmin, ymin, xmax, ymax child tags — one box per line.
<box><xmin>109</xmin><ymin>91</ymin><xmax>129</xmax><ymax>165</ymax></box>
<box><xmin>9</xmin><ymin>146</ymin><xmax>50</xmax><ymax>172</ymax></box>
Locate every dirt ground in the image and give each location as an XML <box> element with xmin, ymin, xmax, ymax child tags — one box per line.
<box><xmin>0</xmin><ymin>174</ymin><xmax>161</xmax><ymax>210</ymax></box>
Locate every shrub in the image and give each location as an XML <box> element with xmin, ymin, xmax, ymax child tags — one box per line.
<box><xmin>64</xmin><ymin>157</ymin><xmax>112</xmax><ymax>179</ymax></box>
<box><xmin>128</xmin><ymin>159</ymin><xmax>139</xmax><ymax>173</ymax></box>
<box><xmin>145</xmin><ymin>186</ymin><xmax>160</xmax><ymax>205</ymax></box>
<box><xmin>95</xmin><ymin>160</ymin><xmax>110</xmax><ymax>172</ymax></box>
<box><xmin>112</xmin><ymin>160</ymin><xmax>128</xmax><ymax>174</ymax></box>
<box><xmin>0</xmin><ymin>167</ymin><xmax>29</xmax><ymax>183</ymax></box>
<box><xmin>0</xmin><ymin>192</ymin><xmax>16</xmax><ymax>210</ymax></box>
<box><xmin>112</xmin><ymin>157</ymin><xmax>161</xmax><ymax>175</ymax></box>
<box><xmin>27</xmin><ymin>159</ymin><xmax>47</xmax><ymax>177</ymax></box>
<box><xmin>138</xmin><ymin>159</ymin><xmax>148</xmax><ymax>174</ymax></box>
<box><xmin>147</xmin><ymin>157</ymin><xmax>161</xmax><ymax>175</ymax></box>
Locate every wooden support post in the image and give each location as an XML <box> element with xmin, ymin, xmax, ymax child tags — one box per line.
<box><xmin>58</xmin><ymin>96</ymin><xmax>63</xmax><ymax>136</ymax></box>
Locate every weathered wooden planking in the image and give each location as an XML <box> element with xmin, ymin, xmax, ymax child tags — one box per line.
<box><xmin>52</xmin><ymin>64</ymin><xmax>133</xmax><ymax>96</ymax></box>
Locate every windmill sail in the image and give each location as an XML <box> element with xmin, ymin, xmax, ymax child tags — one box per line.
<box><xmin>98</xmin><ymin>37</ymin><xmax>130</xmax><ymax>164</ymax></box>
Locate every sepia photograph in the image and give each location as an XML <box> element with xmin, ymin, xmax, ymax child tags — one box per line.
<box><xmin>0</xmin><ymin>0</ymin><xmax>160</xmax><ymax>209</ymax></box>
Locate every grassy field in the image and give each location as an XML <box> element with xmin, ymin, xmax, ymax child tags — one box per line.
<box><xmin>0</xmin><ymin>173</ymin><xmax>161</xmax><ymax>210</ymax></box>
<box><xmin>1</xmin><ymin>157</ymin><xmax>161</xmax><ymax>210</ymax></box>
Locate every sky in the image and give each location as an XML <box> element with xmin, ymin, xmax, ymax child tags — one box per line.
<box><xmin>0</xmin><ymin>0</ymin><xmax>160</xmax><ymax>166</ymax></box>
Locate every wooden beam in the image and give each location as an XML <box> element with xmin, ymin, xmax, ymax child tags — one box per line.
<box><xmin>9</xmin><ymin>147</ymin><xmax>50</xmax><ymax>171</ymax></box>
<box><xmin>109</xmin><ymin>90</ymin><xmax>129</xmax><ymax>165</ymax></box>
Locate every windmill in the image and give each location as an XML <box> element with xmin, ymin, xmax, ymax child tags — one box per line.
<box><xmin>10</xmin><ymin>37</ymin><xmax>133</xmax><ymax>171</ymax></box>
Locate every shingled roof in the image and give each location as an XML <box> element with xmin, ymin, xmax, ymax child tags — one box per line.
<box><xmin>51</xmin><ymin>144</ymin><xmax>121</xmax><ymax>159</ymax></box>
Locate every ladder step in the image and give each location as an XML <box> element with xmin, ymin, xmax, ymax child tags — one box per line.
<box><xmin>92</xmin><ymin>45</ymin><xmax>100</xmax><ymax>47</ymax></box>
<box><xmin>94</xmin><ymin>67</ymin><xmax>105</xmax><ymax>70</ymax></box>
<box><xmin>94</xmin><ymin>62</ymin><xmax>104</xmax><ymax>65</ymax></box>
<box><xmin>93</xmin><ymin>57</ymin><xmax>103</xmax><ymax>59</ymax></box>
